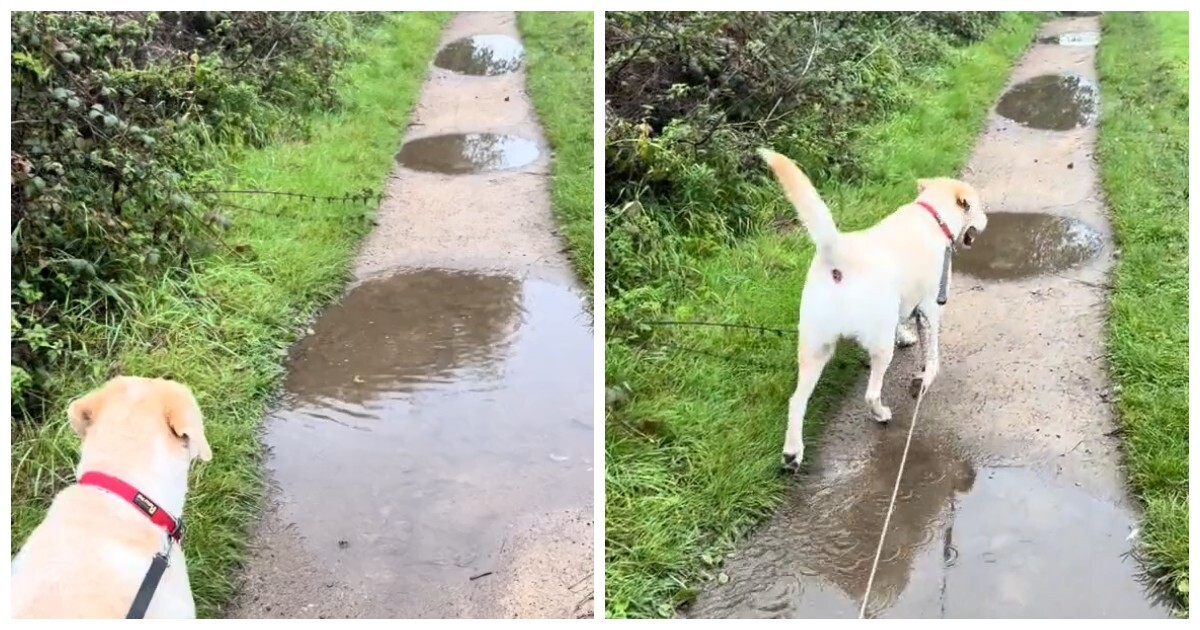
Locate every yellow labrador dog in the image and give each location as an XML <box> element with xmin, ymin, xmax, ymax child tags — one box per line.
<box><xmin>758</xmin><ymin>149</ymin><xmax>987</xmax><ymax>471</ymax></box>
<box><xmin>11</xmin><ymin>376</ymin><xmax>212</xmax><ymax>618</ymax></box>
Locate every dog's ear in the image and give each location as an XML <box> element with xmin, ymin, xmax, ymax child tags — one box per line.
<box><xmin>916</xmin><ymin>178</ymin><xmax>930</xmax><ymax>193</ymax></box>
<box><xmin>67</xmin><ymin>380</ymin><xmax>117</xmax><ymax>438</ymax></box>
<box><xmin>953</xmin><ymin>182</ymin><xmax>974</xmax><ymax>212</ymax></box>
<box><xmin>160</xmin><ymin>382</ymin><xmax>212</xmax><ymax>462</ymax></box>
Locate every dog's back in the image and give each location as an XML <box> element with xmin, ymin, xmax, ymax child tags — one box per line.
<box><xmin>11</xmin><ymin>486</ymin><xmax>195</xmax><ymax>619</ymax></box>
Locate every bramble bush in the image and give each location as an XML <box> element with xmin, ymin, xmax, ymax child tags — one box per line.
<box><xmin>604</xmin><ymin>12</ymin><xmax>1004</xmax><ymax>330</ymax></box>
<box><xmin>10</xmin><ymin>12</ymin><xmax>369</xmax><ymax>420</ymax></box>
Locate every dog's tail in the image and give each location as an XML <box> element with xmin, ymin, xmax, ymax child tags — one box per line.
<box><xmin>758</xmin><ymin>148</ymin><xmax>842</xmax><ymax>266</ymax></box>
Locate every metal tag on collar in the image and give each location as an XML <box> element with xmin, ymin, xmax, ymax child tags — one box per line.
<box><xmin>936</xmin><ymin>246</ymin><xmax>952</xmax><ymax>305</ymax></box>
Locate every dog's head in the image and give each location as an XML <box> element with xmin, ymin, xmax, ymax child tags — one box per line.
<box><xmin>917</xmin><ymin>178</ymin><xmax>987</xmax><ymax>248</ymax></box>
<box><xmin>68</xmin><ymin>376</ymin><xmax>212</xmax><ymax>465</ymax></box>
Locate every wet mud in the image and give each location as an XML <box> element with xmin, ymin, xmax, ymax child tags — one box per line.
<box><xmin>435</xmin><ymin>34</ymin><xmax>525</xmax><ymax>76</ymax></box>
<box><xmin>955</xmin><ymin>212</ymin><xmax>1104</xmax><ymax>280</ymax></box>
<box><xmin>996</xmin><ymin>74</ymin><xmax>1099</xmax><ymax>131</ymax></box>
<box><xmin>1037</xmin><ymin>32</ymin><xmax>1100</xmax><ymax>46</ymax></box>
<box><xmin>396</xmin><ymin>133</ymin><xmax>540</xmax><ymax>174</ymax></box>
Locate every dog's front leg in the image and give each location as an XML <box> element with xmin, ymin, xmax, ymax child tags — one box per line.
<box><xmin>909</xmin><ymin>303</ymin><xmax>942</xmax><ymax>398</ymax></box>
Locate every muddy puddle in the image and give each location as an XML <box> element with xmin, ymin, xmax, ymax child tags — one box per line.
<box><xmin>1037</xmin><ymin>32</ymin><xmax>1099</xmax><ymax>46</ymax></box>
<box><xmin>435</xmin><ymin>34</ymin><xmax>525</xmax><ymax>76</ymax></box>
<box><xmin>996</xmin><ymin>74</ymin><xmax>1098</xmax><ymax>130</ymax></box>
<box><xmin>396</xmin><ymin>133</ymin><xmax>540</xmax><ymax>174</ymax></box>
<box><xmin>687</xmin><ymin>425</ymin><xmax>1166</xmax><ymax>619</ymax></box>
<box><xmin>260</xmin><ymin>268</ymin><xmax>593</xmax><ymax>617</ymax></box>
<box><xmin>955</xmin><ymin>212</ymin><xmax>1103</xmax><ymax>280</ymax></box>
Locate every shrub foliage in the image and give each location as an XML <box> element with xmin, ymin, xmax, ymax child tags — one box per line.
<box><xmin>604</xmin><ymin>11</ymin><xmax>1005</xmax><ymax>325</ymax></box>
<box><xmin>10</xmin><ymin>11</ymin><xmax>367</xmax><ymax>419</ymax></box>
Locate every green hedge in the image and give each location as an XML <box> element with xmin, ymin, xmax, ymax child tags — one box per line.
<box><xmin>10</xmin><ymin>12</ymin><xmax>372</xmax><ymax>420</ymax></box>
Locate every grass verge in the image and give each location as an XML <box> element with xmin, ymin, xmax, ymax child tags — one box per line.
<box><xmin>9</xmin><ymin>12</ymin><xmax>450</xmax><ymax>617</ymax></box>
<box><xmin>516</xmin><ymin>11</ymin><xmax>596</xmax><ymax>288</ymax></box>
<box><xmin>603</xmin><ymin>12</ymin><xmax>1044</xmax><ymax>618</ymax></box>
<box><xmin>1095</xmin><ymin>11</ymin><xmax>1189</xmax><ymax>614</ymax></box>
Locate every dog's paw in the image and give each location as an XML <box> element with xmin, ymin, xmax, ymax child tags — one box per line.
<box><xmin>872</xmin><ymin>405</ymin><xmax>892</xmax><ymax>424</ymax></box>
<box><xmin>781</xmin><ymin>451</ymin><xmax>803</xmax><ymax>474</ymax></box>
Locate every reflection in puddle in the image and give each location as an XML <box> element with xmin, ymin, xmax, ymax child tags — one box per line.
<box><xmin>282</xmin><ymin>270</ymin><xmax>523</xmax><ymax>413</ymax></box>
<box><xmin>686</xmin><ymin>427</ymin><xmax>975</xmax><ymax>619</ymax></box>
<box><xmin>955</xmin><ymin>212</ymin><xmax>1104</xmax><ymax>280</ymax></box>
<box><xmin>1036</xmin><ymin>32</ymin><xmax>1099</xmax><ymax>46</ymax></box>
<box><xmin>263</xmin><ymin>268</ymin><xmax>593</xmax><ymax>616</ymax></box>
<box><xmin>396</xmin><ymin>133</ymin><xmax>540</xmax><ymax>174</ymax></box>
<box><xmin>996</xmin><ymin>74</ymin><xmax>1098</xmax><ymax>131</ymax></box>
<box><xmin>941</xmin><ymin>467</ymin><xmax>1165</xmax><ymax>618</ymax></box>
<box><xmin>434</xmin><ymin>34</ymin><xmax>525</xmax><ymax>76</ymax></box>
<box><xmin>687</xmin><ymin>426</ymin><xmax>1165</xmax><ymax>618</ymax></box>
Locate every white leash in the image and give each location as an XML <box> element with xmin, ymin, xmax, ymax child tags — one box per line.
<box><xmin>858</xmin><ymin>385</ymin><xmax>928</xmax><ymax>619</ymax></box>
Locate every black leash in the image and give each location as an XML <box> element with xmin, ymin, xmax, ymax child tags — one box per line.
<box><xmin>640</xmin><ymin>319</ymin><xmax>796</xmax><ymax>336</ymax></box>
<box><xmin>659</xmin><ymin>339</ymin><xmax>795</xmax><ymax>370</ymax></box>
<box><xmin>126</xmin><ymin>538</ymin><xmax>173</xmax><ymax>618</ymax></box>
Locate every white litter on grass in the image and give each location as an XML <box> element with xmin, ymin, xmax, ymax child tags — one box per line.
<box><xmin>1126</xmin><ymin>527</ymin><xmax>1139</xmax><ymax>542</ymax></box>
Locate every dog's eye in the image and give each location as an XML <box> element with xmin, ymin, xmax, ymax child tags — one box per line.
<box><xmin>956</xmin><ymin>198</ymin><xmax>971</xmax><ymax>211</ymax></box>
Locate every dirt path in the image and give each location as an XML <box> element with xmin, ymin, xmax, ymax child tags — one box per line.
<box><xmin>688</xmin><ymin>15</ymin><xmax>1167</xmax><ymax>619</ymax></box>
<box><xmin>230</xmin><ymin>12</ymin><xmax>593</xmax><ymax>619</ymax></box>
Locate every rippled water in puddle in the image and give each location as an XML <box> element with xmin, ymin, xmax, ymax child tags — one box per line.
<box><xmin>434</xmin><ymin>34</ymin><xmax>525</xmax><ymax>76</ymax></box>
<box><xmin>263</xmin><ymin>268</ymin><xmax>592</xmax><ymax>615</ymax></box>
<box><xmin>955</xmin><ymin>212</ymin><xmax>1104</xmax><ymax>280</ymax></box>
<box><xmin>996</xmin><ymin>74</ymin><xmax>1098</xmax><ymax>130</ymax></box>
<box><xmin>396</xmin><ymin>133</ymin><xmax>540</xmax><ymax>174</ymax></box>
<box><xmin>687</xmin><ymin>426</ymin><xmax>1165</xmax><ymax>618</ymax></box>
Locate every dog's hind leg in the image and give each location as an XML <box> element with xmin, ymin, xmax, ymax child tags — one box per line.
<box><xmin>865</xmin><ymin>339</ymin><xmax>896</xmax><ymax>424</ymax></box>
<box><xmin>782</xmin><ymin>340</ymin><xmax>832</xmax><ymax>472</ymax></box>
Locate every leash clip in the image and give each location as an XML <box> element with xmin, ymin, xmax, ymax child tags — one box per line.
<box><xmin>160</xmin><ymin>532</ymin><xmax>175</xmax><ymax>562</ymax></box>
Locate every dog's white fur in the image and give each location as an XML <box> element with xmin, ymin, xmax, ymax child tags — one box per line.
<box><xmin>11</xmin><ymin>376</ymin><xmax>211</xmax><ymax>618</ymax></box>
<box><xmin>758</xmin><ymin>149</ymin><xmax>987</xmax><ymax>469</ymax></box>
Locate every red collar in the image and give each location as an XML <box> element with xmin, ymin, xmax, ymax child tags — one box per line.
<box><xmin>916</xmin><ymin>200</ymin><xmax>956</xmax><ymax>243</ymax></box>
<box><xmin>79</xmin><ymin>471</ymin><xmax>183</xmax><ymax>542</ymax></box>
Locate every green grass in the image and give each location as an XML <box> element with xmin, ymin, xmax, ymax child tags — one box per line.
<box><xmin>1095</xmin><ymin>11</ymin><xmax>1189</xmax><ymax>614</ymax></box>
<box><xmin>603</xmin><ymin>12</ymin><xmax>1045</xmax><ymax>618</ymax></box>
<box><xmin>517</xmin><ymin>11</ymin><xmax>595</xmax><ymax>288</ymax></box>
<box><xmin>9</xmin><ymin>12</ymin><xmax>450</xmax><ymax>617</ymax></box>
